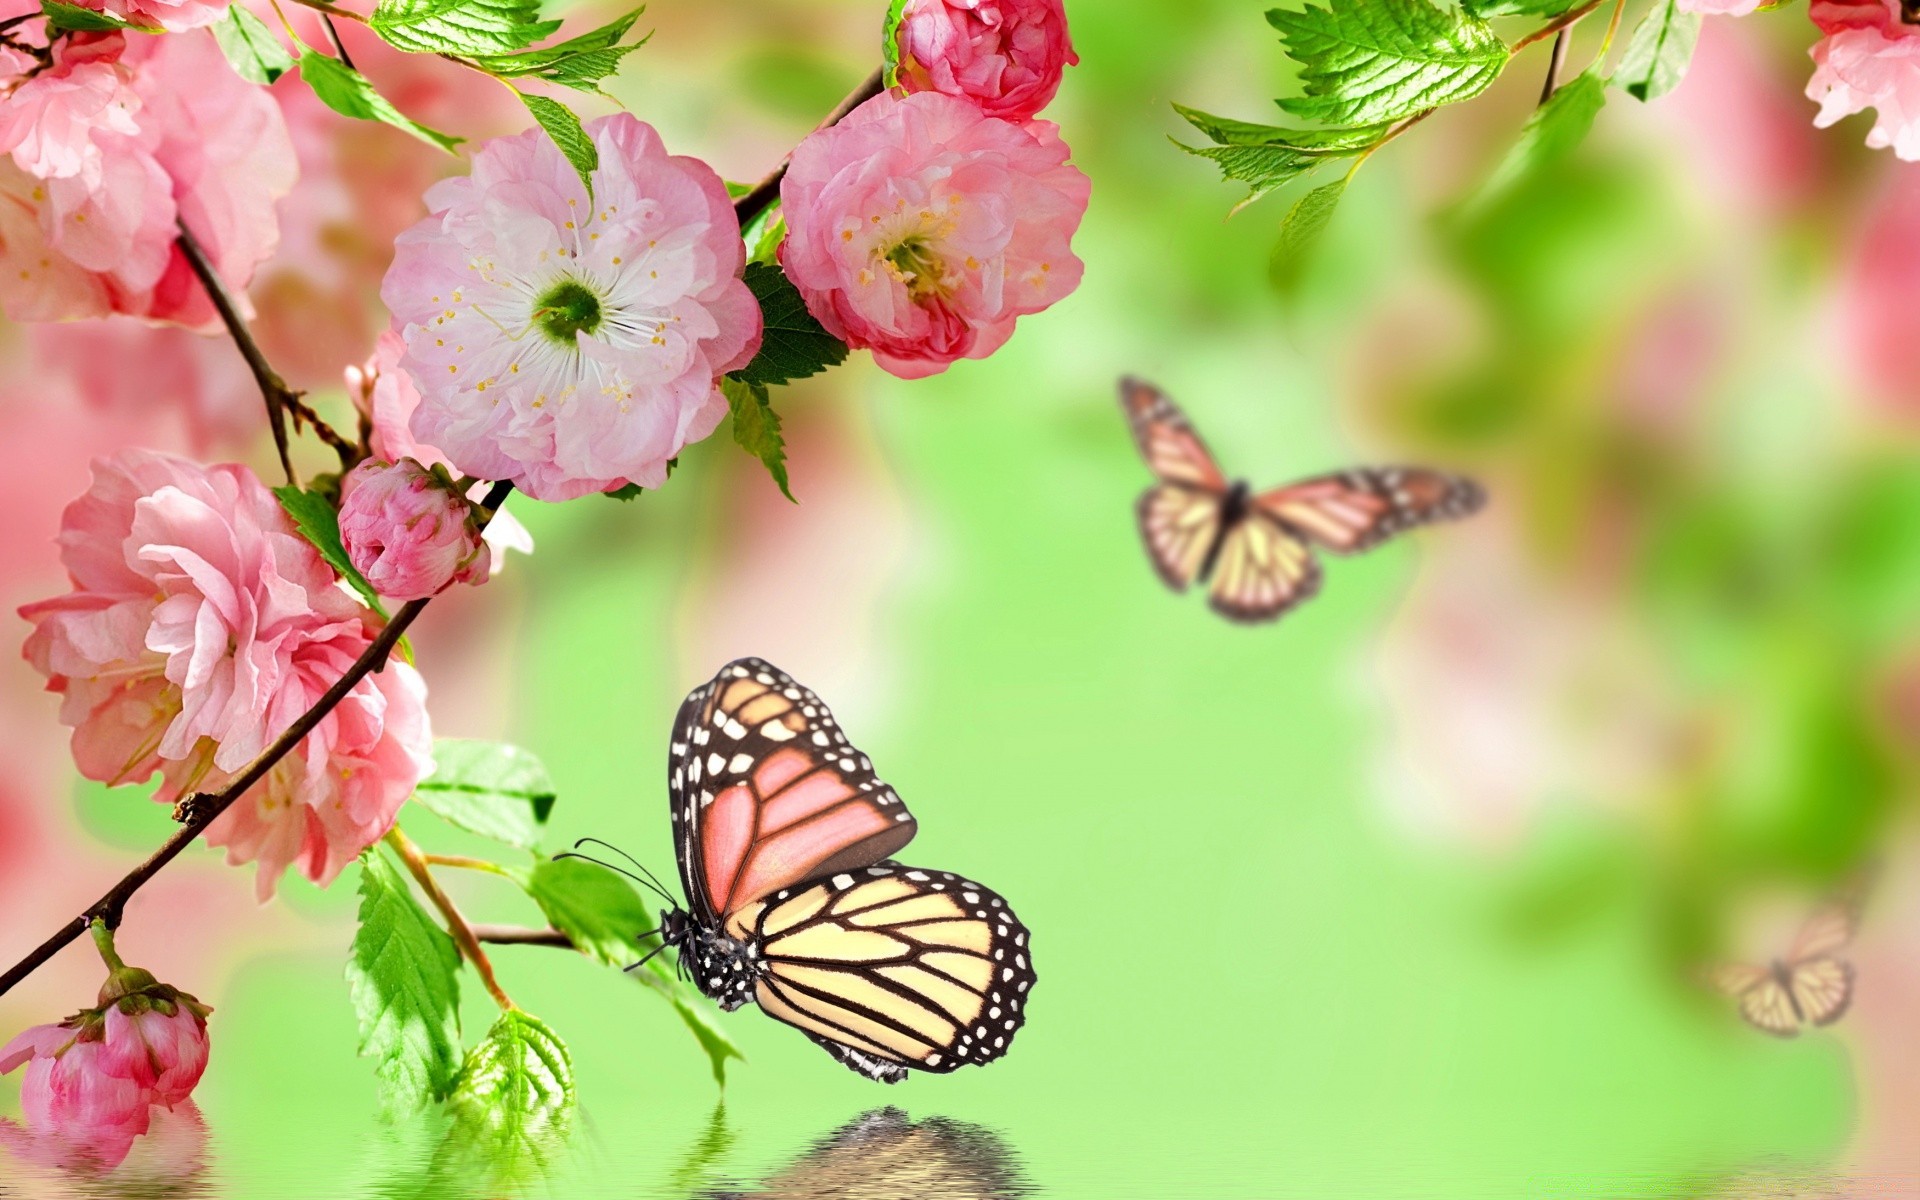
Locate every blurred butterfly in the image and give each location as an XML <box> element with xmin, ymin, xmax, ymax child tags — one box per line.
<box><xmin>1706</xmin><ymin>896</ymin><xmax>1860</xmax><ymax>1037</ymax></box>
<box><xmin>703</xmin><ymin>1107</ymin><xmax>1028</xmax><ymax>1199</ymax></box>
<box><xmin>566</xmin><ymin>658</ymin><xmax>1035</xmax><ymax>1084</ymax></box>
<box><xmin>1118</xmin><ymin>376</ymin><xmax>1487</xmax><ymax>623</ymax></box>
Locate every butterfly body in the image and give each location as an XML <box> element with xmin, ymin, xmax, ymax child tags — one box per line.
<box><xmin>1119</xmin><ymin>377</ymin><xmax>1485</xmax><ymax>623</ymax></box>
<box><xmin>653</xmin><ymin>658</ymin><xmax>1036</xmax><ymax>1083</ymax></box>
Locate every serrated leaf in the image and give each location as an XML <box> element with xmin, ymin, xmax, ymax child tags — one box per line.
<box><xmin>505</xmin><ymin>858</ymin><xmax>745</xmax><ymax>1086</ymax></box>
<box><xmin>41</xmin><ymin>1</ymin><xmax>131</xmax><ymax>31</ymax></box>
<box><xmin>882</xmin><ymin>0</ymin><xmax>910</xmax><ymax>87</ymax></box>
<box><xmin>466</xmin><ymin>8</ymin><xmax>647</xmax><ymax>92</ymax></box>
<box><xmin>1472</xmin><ymin>68</ymin><xmax>1605</xmax><ymax>208</ymax></box>
<box><xmin>370</xmin><ymin>0</ymin><xmax>558</xmax><ymax>57</ymax></box>
<box><xmin>1173</xmin><ymin>103</ymin><xmax>1390</xmax><ymax>149</ymax></box>
<box><xmin>519</xmin><ymin>93</ymin><xmax>597</xmax><ymax>200</ymax></box>
<box><xmin>1271</xmin><ymin>176</ymin><xmax>1347</xmax><ymax>292</ymax></box>
<box><xmin>722</xmin><ymin>377</ymin><xmax>794</xmax><ymax>502</ymax></box>
<box><xmin>443</xmin><ymin>1009</ymin><xmax>575</xmax><ymax>1180</ymax></box>
<box><xmin>212</xmin><ymin>6</ymin><xmax>293</xmax><ymax>84</ymax></box>
<box><xmin>346</xmin><ymin>850</ymin><xmax>464</xmax><ymax>1114</ymax></box>
<box><xmin>1174</xmin><ymin>141</ymin><xmax>1327</xmax><ymax>206</ymax></box>
<box><xmin>1614</xmin><ymin>0</ymin><xmax>1700</xmax><ymax>102</ymax></box>
<box><xmin>1465</xmin><ymin>0</ymin><xmax>1587</xmax><ymax>15</ymax></box>
<box><xmin>298</xmin><ymin>52</ymin><xmax>462</xmax><ymax>152</ymax></box>
<box><xmin>414</xmin><ymin>739</ymin><xmax>556</xmax><ymax>850</ymax></box>
<box><xmin>1269</xmin><ymin>0</ymin><xmax>1509</xmax><ymax>126</ymax></box>
<box><xmin>730</xmin><ymin>262</ymin><xmax>847</xmax><ymax>387</ymax></box>
<box><xmin>273</xmin><ymin>484</ymin><xmax>389</xmax><ymax>617</ymax></box>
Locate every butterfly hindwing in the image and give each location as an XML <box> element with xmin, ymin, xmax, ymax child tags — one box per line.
<box><xmin>1136</xmin><ymin>484</ymin><xmax>1224</xmax><ymax>592</ymax></box>
<box><xmin>1787</xmin><ymin>958</ymin><xmax>1854</xmax><ymax>1028</ymax></box>
<box><xmin>1206</xmin><ymin>513</ymin><xmax>1322</xmax><ymax>624</ymax></box>
<box><xmin>668</xmin><ymin>659</ymin><xmax>917</xmax><ymax>927</ymax></box>
<box><xmin>739</xmin><ymin>864</ymin><xmax>1035</xmax><ymax>1082</ymax></box>
<box><xmin>1254</xmin><ymin>467</ymin><xmax>1486</xmax><ymax>555</ymax></box>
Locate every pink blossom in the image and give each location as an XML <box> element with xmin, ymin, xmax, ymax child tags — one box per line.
<box><xmin>382</xmin><ymin>113</ymin><xmax>762</xmax><ymax>502</ymax></box>
<box><xmin>1677</xmin><ymin>0</ymin><xmax>1765</xmax><ymax>13</ymax></box>
<box><xmin>1808</xmin><ymin>0</ymin><xmax>1920</xmax><ymax>160</ymax></box>
<box><xmin>338</xmin><ymin>458</ymin><xmax>490</xmax><ymax>601</ymax></box>
<box><xmin>95</xmin><ymin>1004</ymin><xmax>208</xmax><ymax>1105</ymax></box>
<box><xmin>19</xmin><ymin>450</ymin><xmax>434</xmax><ymax>898</ymax></box>
<box><xmin>75</xmin><ymin>0</ymin><xmax>230</xmax><ymax>32</ymax></box>
<box><xmin>778</xmin><ymin>90</ymin><xmax>1088</xmax><ymax>379</ymax></box>
<box><xmin>0</xmin><ymin>33</ymin><xmax>140</xmax><ymax>186</ymax></box>
<box><xmin>0</xmin><ymin>1026</ymin><xmax>151</xmax><ymax>1155</ymax></box>
<box><xmin>893</xmin><ymin>0</ymin><xmax>1077</xmax><ymax>123</ymax></box>
<box><xmin>0</xmin><ymin>30</ymin><xmax>295</xmax><ymax>326</ymax></box>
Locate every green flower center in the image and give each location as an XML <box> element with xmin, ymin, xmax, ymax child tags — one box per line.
<box><xmin>884</xmin><ymin>237</ymin><xmax>950</xmax><ymax>301</ymax></box>
<box><xmin>532</xmin><ymin>279</ymin><xmax>603</xmax><ymax>346</ymax></box>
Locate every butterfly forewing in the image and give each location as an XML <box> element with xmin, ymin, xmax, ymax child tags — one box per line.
<box><xmin>1206</xmin><ymin>514</ymin><xmax>1322</xmax><ymax>624</ymax></box>
<box><xmin>742</xmin><ymin>864</ymin><xmax>1035</xmax><ymax>1082</ymax></box>
<box><xmin>668</xmin><ymin>659</ymin><xmax>917</xmax><ymax>927</ymax></box>
<box><xmin>1255</xmin><ymin>468</ymin><xmax>1486</xmax><ymax>554</ymax></box>
<box><xmin>1118</xmin><ymin>377</ymin><xmax>1228</xmax><ymax>492</ymax></box>
<box><xmin>1788</xmin><ymin>959</ymin><xmax>1854</xmax><ymax>1028</ymax></box>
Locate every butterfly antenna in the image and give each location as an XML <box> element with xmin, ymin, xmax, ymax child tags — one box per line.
<box><xmin>573</xmin><ymin>837</ymin><xmax>679</xmax><ymax>902</ymax></box>
<box><xmin>552</xmin><ymin>850</ymin><xmax>679</xmax><ymax>908</ymax></box>
<box><xmin>623</xmin><ymin>940</ymin><xmax>672</xmax><ymax>975</ymax></box>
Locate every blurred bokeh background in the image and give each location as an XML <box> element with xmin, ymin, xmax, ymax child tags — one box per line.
<box><xmin>2</xmin><ymin>0</ymin><xmax>1918</xmax><ymax>1195</ymax></box>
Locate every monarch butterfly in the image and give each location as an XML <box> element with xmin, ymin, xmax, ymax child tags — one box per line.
<box><xmin>1118</xmin><ymin>376</ymin><xmax>1487</xmax><ymax>623</ymax></box>
<box><xmin>704</xmin><ymin>1107</ymin><xmax>1026</xmax><ymax>1199</ymax></box>
<box><xmin>567</xmin><ymin>659</ymin><xmax>1034</xmax><ymax>1084</ymax></box>
<box><xmin>1706</xmin><ymin>895</ymin><xmax>1861</xmax><ymax>1037</ymax></box>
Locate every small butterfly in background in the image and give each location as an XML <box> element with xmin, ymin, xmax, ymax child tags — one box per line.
<box><xmin>1705</xmin><ymin>892</ymin><xmax>1863</xmax><ymax>1038</ymax></box>
<box><xmin>563</xmin><ymin>658</ymin><xmax>1034</xmax><ymax>1084</ymax></box>
<box><xmin>1118</xmin><ymin>376</ymin><xmax>1487</xmax><ymax>623</ymax></box>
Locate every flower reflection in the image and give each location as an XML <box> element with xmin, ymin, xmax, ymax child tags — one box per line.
<box><xmin>0</xmin><ymin>1099</ymin><xmax>212</xmax><ymax>1199</ymax></box>
<box><xmin>705</xmin><ymin>1107</ymin><xmax>1030</xmax><ymax>1200</ymax></box>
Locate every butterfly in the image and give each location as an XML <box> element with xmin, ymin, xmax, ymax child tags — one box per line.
<box><xmin>1706</xmin><ymin>896</ymin><xmax>1860</xmax><ymax>1037</ymax></box>
<box><xmin>1118</xmin><ymin>376</ymin><xmax>1487</xmax><ymax>623</ymax></box>
<box><xmin>704</xmin><ymin>1107</ymin><xmax>1026</xmax><ymax>1199</ymax></box>
<box><xmin>567</xmin><ymin>658</ymin><xmax>1035</xmax><ymax>1084</ymax></box>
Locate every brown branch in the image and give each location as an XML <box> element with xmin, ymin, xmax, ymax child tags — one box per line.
<box><xmin>473</xmin><ymin>925</ymin><xmax>577</xmax><ymax>949</ymax></box>
<box><xmin>733</xmin><ymin>64</ymin><xmax>886</xmax><ymax>229</ymax></box>
<box><xmin>283</xmin><ymin>393</ymin><xmax>360</xmax><ymax>472</ymax></box>
<box><xmin>1513</xmin><ymin>0</ymin><xmax>1604</xmax><ymax>51</ymax></box>
<box><xmin>0</xmin><ymin>481</ymin><xmax>515</xmax><ymax>1000</ymax></box>
<box><xmin>1539</xmin><ymin>26</ymin><xmax>1573</xmax><ymax>105</ymax></box>
<box><xmin>320</xmin><ymin>13</ymin><xmax>355</xmax><ymax>69</ymax></box>
<box><xmin>284</xmin><ymin>0</ymin><xmax>368</xmax><ymax>23</ymax></box>
<box><xmin>175</xmin><ymin>220</ymin><xmax>297</xmax><ymax>486</ymax></box>
<box><xmin>386</xmin><ymin>826</ymin><xmax>514</xmax><ymax>1009</ymax></box>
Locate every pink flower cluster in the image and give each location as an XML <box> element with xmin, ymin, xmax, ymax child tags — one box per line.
<box><xmin>0</xmin><ymin>28</ymin><xmax>294</xmax><ymax>326</ymax></box>
<box><xmin>1808</xmin><ymin>0</ymin><xmax>1920</xmax><ymax>160</ymax></box>
<box><xmin>892</xmin><ymin>0</ymin><xmax>1077</xmax><ymax>123</ymax></box>
<box><xmin>382</xmin><ymin>113</ymin><xmax>762</xmax><ymax>502</ymax></box>
<box><xmin>0</xmin><ymin>956</ymin><xmax>210</xmax><ymax>1169</ymax></box>
<box><xmin>20</xmin><ymin>451</ymin><xmax>433</xmax><ymax>899</ymax></box>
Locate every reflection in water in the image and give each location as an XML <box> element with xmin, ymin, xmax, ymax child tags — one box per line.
<box><xmin>0</xmin><ymin>1102</ymin><xmax>212</xmax><ymax>1200</ymax></box>
<box><xmin>705</xmin><ymin>1107</ymin><xmax>1030</xmax><ymax>1200</ymax></box>
<box><xmin>358</xmin><ymin>1091</ymin><xmax>578</xmax><ymax>1200</ymax></box>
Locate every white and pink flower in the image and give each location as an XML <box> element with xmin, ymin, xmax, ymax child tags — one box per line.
<box><xmin>1808</xmin><ymin>0</ymin><xmax>1920</xmax><ymax>160</ymax></box>
<box><xmin>778</xmin><ymin>90</ymin><xmax>1089</xmax><ymax>379</ymax></box>
<box><xmin>382</xmin><ymin>113</ymin><xmax>762</xmax><ymax>502</ymax></box>
<box><xmin>892</xmin><ymin>0</ymin><xmax>1077</xmax><ymax>123</ymax></box>
<box><xmin>19</xmin><ymin>450</ymin><xmax>433</xmax><ymax>898</ymax></box>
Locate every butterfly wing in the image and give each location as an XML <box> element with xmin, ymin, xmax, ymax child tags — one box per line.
<box><xmin>668</xmin><ymin>659</ymin><xmax>917</xmax><ymax>927</ymax></box>
<box><xmin>1206</xmin><ymin>513</ymin><xmax>1322</xmax><ymax>623</ymax></box>
<box><xmin>1118</xmin><ymin>376</ymin><xmax>1229</xmax><ymax>491</ymax></box>
<box><xmin>1136</xmin><ymin>484</ymin><xmax>1225</xmax><ymax>592</ymax></box>
<box><xmin>1788</xmin><ymin>898</ymin><xmax>1861</xmax><ymax>963</ymax></box>
<box><xmin>1707</xmin><ymin>964</ymin><xmax>1802</xmax><ymax>1037</ymax></box>
<box><xmin>736</xmin><ymin>863</ymin><xmax>1035</xmax><ymax>1083</ymax></box>
<box><xmin>1786</xmin><ymin>958</ymin><xmax>1854</xmax><ymax>1028</ymax></box>
<box><xmin>1254</xmin><ymin>467</ymin><xmax>1486</xmax><ymax>555</ymax></box>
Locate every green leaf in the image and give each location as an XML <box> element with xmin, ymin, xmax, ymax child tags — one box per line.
<box><xmin>212</xmin><ymin>6</ymin><xmax>294</xmax><ymax>84</ymax></box>
<box><xmin>1472</xmin><ymin>68</ymin><xmax>1605</xmax><ymax>208</ymax></box>
<box><xmin>730</xmin><ymin>262</ymin><xmax>847</xmax><ymax>388</ymax></box>
<box><xmin>1173</xmin><ymin>103</ymin><xmax>1390</xmax><ymax>149</ymax></box>
<box><xmin>414</xmin><ymin>739</ymin><xmax>556</xmax><ymax>850</ymax></box>
<box><xmin>505</xmin><ymin>859</ymin><xmax>745</xmax><ymax>1086</ymax></box>
<box><xmin>1614</xmin><ymin>0</ymin><xmax>1700</xmax><ymax>102</ymax></box>
<box><xmin>1465</xmin><ymin>0</ymin><xmax>1587</xmax><ymax>15</ymax></box>
<box><xmin>1173</xmin><ymin>141</ymin><xmax>1328</xmax><ymax>206</ymax></box>
<box><xmin>298</xmin><ymin>52</ymin><xmax>463</xmax><ymax>152</ymax></box>
<box><xmin>444</xmin><ymin>1009</ymin><xmax>575</xmax><ymax>1178</ymax></box>
<box><xmin>1268</xmin><ymin>0</ymin><xmax>1509</xmax><ymax>126</ymax></box>
<box><xmin>345</xmin><ymin>850</ymin><xmax>464</xmax><ymax>1114</ymax></box>
<box><xmin>370</xmin><ymin>0</ymin><xmax>558</xmax><ymax>57</ymax></box>
<box><xmin>1270</xmin><ymin>176</ymin><xmax>1348</xmax><ymax>292</ymax></box>
<box><xmin>519</xmin><ymin>93</ymin><xmax>597</xmax><ymax>200</ymax></box>
<box><xmin>273</xmin><ymin>484</ymin><xmax>388</xmax><ymax>617</ymax></box>
<box><xmin>466</xmin><ymin>8</ymin><xmax>648</xmax><ymax>92</ymax></box>
<box><xmin>882</xmin><ymin>0</ymin><xmax>910</xmax><ymax>87</ymax></box>
<box><xmin>41</xmin><ymin>1</ymin><xmax>131</xmax><ymax>31</ymax></box>
<box><xmin>722</xmin><ymin>377</ymin><xmax>793</xmax><ymax>502</ymax></box>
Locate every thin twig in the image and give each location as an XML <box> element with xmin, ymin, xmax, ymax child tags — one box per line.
<box><xmin>285</xmin><ymin>0</ymin><xmax>368</xmax><ymax>23</ymax></box>
<box><xmin>0</xmin><ymin>481</ymin><xmax>515</xmax><ymax>1000</ymax></box>
<box><xmin>733</xmin><ymin>64</ymin><xmax>886</xmax><ymax>228</ymax></box>
<box><xmin>283</xmin><ymin>394</ymin><xmax>360</xmax><ymax>471</ymax></box>
<box><xmin>1539</xmin><ymin>27</ymin><xmax>1572</xmax><ymax>105</ymax></box>
<box><xmin>320</xmin><ymin>14</ymin><xmax>355</xmax><ymax>69</ymax></box>
<box><xmin>1513</xmin><ymin>0</ymin><xmax>1604</xmax><ymax>51</ymax></box>
<box><xmin>387</xmin><ymin>826</ymin><xmax>514</xmax><ymax>1009</ymax></box>
<box><xmin>175</xmin><ymin>221</ymin><xmax>297</xmax><ymax>487</ymax></box>
<box><xmin>473</xmin><ymin>925</ymin><xmax>577</xmax><ymax>949</ymax></box>
<box><xmin>422</xmin><ymin>853</ymin><xmax>510</xmax><ymax>874</ymax></box>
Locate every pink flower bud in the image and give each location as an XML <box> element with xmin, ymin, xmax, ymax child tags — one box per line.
<box><xmin>338</xmin><ymin>457</ymin><xmax>491</xmax><ymax>602</ymax></box>
<box><xmin>892</xmin><ymin>0</ymin><xmax>1077</xmax><ymax>123</ymax></box>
